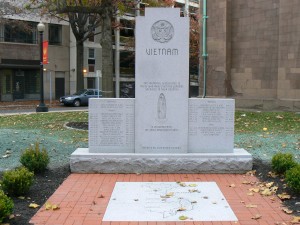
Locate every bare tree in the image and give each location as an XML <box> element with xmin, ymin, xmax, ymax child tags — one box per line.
<box><xmin>26</xmin><ymin>0</ymin><xmax>115</xmax><ymax>94</ymax></box>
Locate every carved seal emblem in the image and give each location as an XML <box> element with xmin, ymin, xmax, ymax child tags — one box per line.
<box><xmin>151</xmin><ymin>20</ymin><xmax>174</xmax><ymax>43</ymax></box>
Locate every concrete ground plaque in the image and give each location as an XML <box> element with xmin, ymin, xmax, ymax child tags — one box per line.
<box><xmin>89</xmin><ymin>98</ymin><xmax>134</xmax><ymax>153</ymax></box>
<box><xmin>103</xmin><ymin>182</ymin><xmax>237</xmax><ymax>221</ymax></box>
<box><xmin>135</xmin><ymin>8</ymin><xmax>189</xmax><ymax>153</ymax></box>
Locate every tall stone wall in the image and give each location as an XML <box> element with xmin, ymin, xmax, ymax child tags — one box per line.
<box><xmin>230</xmin><ymin>0</ymin><xmax>279</xmax><ymax>99</ymax></box>
<box><xmin>201</xmin><ymin>0</ymin><xmax>300</xmax><ymax>110</ymax></box>
<box><xmin>277</xmin><ymin>0</ymin><xmax>300</xmax><ymax>100</ymax></box>
<box><xmin>200</xmin><ymin>0</ymin><xmax>231</xmax><ymax>96</ymax></box>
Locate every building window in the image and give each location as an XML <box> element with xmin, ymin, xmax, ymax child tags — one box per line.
<box><xmin>4</xmin><ymin>20</ymin><xmax>37</xmax><ymax>44</ymax></box>
<box><xmin>88</xmin><ymin>48</ymin><xmax>95</xmax><ymax>72</ymax></box>
<box><xmin>49</xmin><ymin>24</ymin><xmax>62</xmax><ymax>45</ymax></box>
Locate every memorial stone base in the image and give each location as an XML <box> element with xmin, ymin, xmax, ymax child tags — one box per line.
<box><xmin>70</xmin><ymin>148</ymin><xmax>252</xmax><ymax>174</ymax></box>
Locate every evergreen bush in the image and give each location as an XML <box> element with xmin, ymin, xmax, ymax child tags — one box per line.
<box><xmin>1</xmin><ymin>167</ymin><xmax>34</xmax><ymax>196</ymax></box>
<box><xmin>20</xmin><ymin>142</ymin><xmax>50</xmax><ymax>173</ymax></box>
<box><xmin>271</xmin><ymin>152</ymin><xmax>297</xmax><ymax>175</ymax></box>
<box><xmin>285</xmin><ymin>165</ymin><xmax>300</xmax><ymax>193</ymax></box>
<box><xmin>0</xmin><ymin>190</ymin><xmax>14</xmax><ymax>223</ymax></box>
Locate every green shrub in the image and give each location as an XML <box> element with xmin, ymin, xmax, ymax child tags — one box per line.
<box><xmin>271</xmin><ymin>152</ymin><xmax>297</xmax><ymax>175</ymax></box>
<box><xmin>20</xmin><ymin>142</ymin><xmax>50</xmax><ymax>173</ymax></box>
<box><xmin>285</xmin><ymin>165</ymin><xmax>300</xmax><ymax>193</ymax></box>
<box><xmin>0</xmin><ymin>190</ymin><xmax>14</xmax><ymax>223</ymax></box>
<box><xmin>1</xmin><ymin>167</ymin><xmax>34</xmax><ymax>196</ymax></box>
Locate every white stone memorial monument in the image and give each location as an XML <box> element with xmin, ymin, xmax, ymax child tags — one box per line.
<box><xmin>70</xmin><ymin>8</ymin><xmax>252</xmax><ymax>173</ymax></box>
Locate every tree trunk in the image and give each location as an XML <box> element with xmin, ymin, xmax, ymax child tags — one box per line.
<box><xmin>76</xmin><ymin>42</ymin><xmax>84</xmax><ymax>91</ymax></box>
<box><xmin>100</xmin><ymin>6</ymin><xmax>114</xmax><ymax>97</ymax></box>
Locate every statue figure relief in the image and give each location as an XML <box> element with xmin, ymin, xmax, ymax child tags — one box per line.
<box><xmin>157</xmin><ymin>93</ymin><xmax>167</xmax><ymax>120</ymax></box>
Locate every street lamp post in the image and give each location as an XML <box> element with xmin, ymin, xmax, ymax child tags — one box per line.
<box><xmin>36</xmin><ymin>22</ymin><xmax>48</xmax><ymax>112</ymax></box>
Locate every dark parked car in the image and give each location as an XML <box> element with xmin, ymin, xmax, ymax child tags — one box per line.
<box><xmin>59</xmin><ymin>89</ymin><xmax>102</xmax><ymax>107</ymax></box>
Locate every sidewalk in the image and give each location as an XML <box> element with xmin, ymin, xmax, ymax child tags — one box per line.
<box><xmin>0</xmin><ymin>100</ymin><xmax>61</xmax><ymax>110</ymax></box>
<box><xmin>30</xmin><ymin>173</ymin><xmax>293</xmax><ymax>225</ymax></box>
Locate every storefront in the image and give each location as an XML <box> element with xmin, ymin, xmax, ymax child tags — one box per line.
<box><xmin>0</xmin><ymin>67</ymin><xmax>40</xmax><ymax>101</ymax></box>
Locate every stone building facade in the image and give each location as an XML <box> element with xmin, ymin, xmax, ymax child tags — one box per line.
<box><xmin>200</xmin><ymin>0</ymin><xmax>300</xmax><ymax>110</ymax></box>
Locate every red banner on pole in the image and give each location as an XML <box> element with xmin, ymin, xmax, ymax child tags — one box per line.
<box><xmin>43</xmin><ymin>41</ymin><xmax>49</xmax><ymax>64</ymax></box>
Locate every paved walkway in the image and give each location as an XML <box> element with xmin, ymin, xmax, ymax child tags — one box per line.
<box><xmin>30</xmin><ymin>173</ymin><xmax>292</xmax><ymax>225</ymax></box>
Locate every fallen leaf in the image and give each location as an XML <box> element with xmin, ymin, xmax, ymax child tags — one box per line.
<box><xmin>271</xmin><ymin>185</ymin><xmax>278</xmax><ymax>191</ymax></box>
<box><xmin>291</xmin><ymin>216</ymin><xmax>300</xmax><ymax>224</ymax></box>
<box><xmin>177</xmin><ymin>182</ymin><xmax>187</xmax><ymax>187</ymax></box>
<box><xmin>263</xmin><ymin>127</ymin><xmax>268</xmax><ymax>131</ymax></box>
<box><xmin>251</xmin><ymin>214</ymin><xmax>262</xmax><ymax>220</ymax></box>
<box><xmin>9</xmin><ymin>214</ymin><xmax>15</xmax><ymax>219</ymax></box>
<box><xmin>261</xmin><ymin>188</ymin><xmax>273</xmax><ymax>196</ymax></box>
<box><xmin>98</xmin><ymin>194</ymin><xmax>104</xmax><ymax>198</ymax></box>
<box><xmin>229</xmin><ymin>184</ymin><xmax>236</xmax><ymax>188</ymax></box>
<box><xmin>191</xmin><ymin>201</ymin><xmax>197</xmax><ymax>204</ymax></box>
<box><xmin>18</xmin><ymin>196</ymin><xmax>25</xmax><ymax>200</ymax></box>
<box><xmin>247</xmin><ymin>192</ymin><xmax>254</xmax><ymax>196</ymax></box>
<box><xmin>278</xmin><ymin>193</ymin><xmax>291</xmax><ymax>200</ymax></box>
<box><xmin>188</xmin><ymin>189</ymin><xmax>199</xmax><ymax>193</ymax></box>
<box><xmin>246</xmin><ymin>170</ymin><xmax>256</xmax><ymax>176</ymax></box>
<box><xmin>29</xmin><ymin>203</ymin><xmax>40</xmax><ymax>209</ymax></box>
<box><xmin>45</xmin><ymin>202</ymin><xmax>52</xmax><ymax>210</ymax></box>
<box><xmin>265</xmin><ymin>182</ymin><xmax>274</xmax><ymax>188</ymax></box>
<box><xmin>177</xmin><ymin>207</ymin><xmax>186</xmax><ymax>211</ymax></box>
<box><xmin>166</xmin><ymin>192</ymin><xmax>174</xmax><ymax>197</ymax></box>
<box><xmin>242</xmin><ymin>181</ymin><xmax>251</xmax><ymax>184</ymax></box>
<box><xmin>188</xmin><ymin>183</ymin><xmax>197</xmax><ymax>187</ymax></box>
<box><xmin>268</xmin><ymin>171</ymin><xmax>278</xmax><ymax>178</ymax></box>
<box><xmin>282</xmin><ymin>143</ymin><xmax>287</xmax><ymax>148</ymax></box>
<box><xmin>246</xmin><ymin>204</ymin><xmax>257</xmax><ymax>208</ymax></box>
<box><xmin>282</xmin><ymin>207</ymin><xmax>293</xmax><ymax>214</ymax></box>
<box><xmin>179</xmin><ymin>215</ymin><xmax>188</xmax><ymax>220</ymax></box>
<box><xmin>52</xmin><ymin>205</ymin><xmax>60</xmax><ymax>210</ymax></box>
<box><xmin>249</xmin><ymin>188</ymin><xmax>260</xmax><ymax>193</ymax></box>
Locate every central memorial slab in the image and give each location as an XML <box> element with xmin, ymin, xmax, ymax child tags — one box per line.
<box><xmin>135</xmin><ymin>8</ymin><xmax>189</xmax><ymax>153</ymax></box>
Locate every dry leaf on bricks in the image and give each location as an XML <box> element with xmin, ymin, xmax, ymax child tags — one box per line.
<box><xmin>291</xmin><ymin>216</ymin><xmax>300</xmax><ymax>224</ymax></box>
<box><xmin>278</xmin><ymin>193</ymin><xmax>291</xmax><ymax>200</ymax></box>
<box><xmin>251</xmin><ymin>214</ymin><xmax>262</xmax><ymax>220</ymax></box>
<box><xmin>246</xmin><ymin>204</ymin><xmax>257</xmax><ymax>208</ymax></box>
<box><xmin>282</xmin><ymin>207</ymin><xmax>293</xmax><ymax>214</ymax></box>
